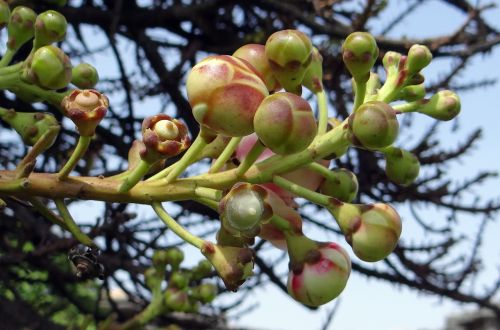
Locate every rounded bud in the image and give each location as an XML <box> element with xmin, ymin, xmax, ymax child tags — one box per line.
<box><xmin>29</xmin><ymin>45</ymin><xmax>72</xmax><ymax>90</ymax></box>
<box><xmin>418</xmin><ymin>90</ymin><xmax>460</xmax><ymax>121</ymax></box>
<box><xmin>265</xmin><ymin>29</ymin><xmax>313</xmax><ymax>94</ymax></box>
<box><xmin>397</xmin><ymin>84</ymin><xmax>425</xmax><ymax>102</ymax></box>
<box><xmin>287</xmin><ymin>242</ymin><xmax>351</xmax><ymax>306</ymax></box>
<box><xmin>382</xmin><ymin>51</ymin><xmax>402</xmax><ymax>75</ymax></box>
<box><xmin>7</xmin><ymin>6</ymin><xmax>36</xmax><ymax>50</ymax></box>
<box><xmin>302</xmin><ymin>47</ymin><xmax>323</xmax><ymax>93</ymax></box>
<box><xmin>0</xmin><ymin>109</ymin><xmax>60</xmax><ymax>147</ymax></box>
<box><xmin>164</xmin><ymin>288</ymin><xmax>190</xmax><ymax>312</ymax></box>
<box><xmin>233</xmin><ymin>43</ymin><xmax>280</xmax><ymax>92</ymax></box>
<box><xmin>384</xmin><ymin>147</ymin><xmax>420</xmax><ymax>186</ymax></box>
<box><xmin>254</xmin><ymin>92</ymin><xmax>317</xmax><ymax>155</ymax></box>
<box><xmin>169</xmin><ymin>271</ymin><xmax>189</xmax><ymax>289</ymax></box>
<box><xmin>0</xmin><ymin>1</ymin><xmax>10</xmax><ymax>30</ymax></box>
<box><xmin>348</xmin><ymin>101</ymin><xmax>399</xmax><ymax>149</ymax></box>
<box><xmin>164</xmin><ymin>247</ymin><xmax>184</xmax><ymax>269</ymax></box>
<box><xmin>71</xmin><ymin>63</ymin><xmax>99</xmax><ymax>89</ymax></box>
<box><xmin>406</xmin><ymin>44</ymin><xmax>432</xmax><ymax>74</ymax></box>
<box><xmin>193</xmin><ymin>283</ymin><xmax>218</xmax><ymax>304</ymax></box>
<box><xmin>34</xmin><ymin>10</ymin><xmax>67</xmax><ymax>48</ymax></box>
<box><xmin>152</xmin><ymin>250</ymin><xmax>170</xmax><ymax>268</ymax></box>
<box><xmin>62</xmin><ymin>89</ymin><xmax>108</xmax><ymax>136</ymax></box>
<box><xmin>319</xmin><ymin>168</ymin><xmax>358</xmax><ymax>203</ymax></box>
<box><xmin>342</xmin><ymin>32</ymin><xmax>379</xmax><ymax>82</ymax></box>
<box><xmin>187</xmin><ymin>55</ymin><xmax>268</xmax><ymax>137</ymax></box>
<box><xmin>192</xmin><ymin>259</ymin><xmax>213</xmax><ymax>280</ymax></box>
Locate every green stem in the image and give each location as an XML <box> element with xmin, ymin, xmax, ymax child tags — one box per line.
<box><xmin>236</xmin><ymin>138</ymin><xmax>266</xmax><ymax>177</ymax></box>
<box><xmin>118</xmin><ymin>159</ymin><xmax>153</xmax><ymax>193</ymax></box>
<box><xmin>269</xmin><ymin>214</ymin><xmax>294</xmax><ymax>232</ymax></box>
<box><xmin>57</xmin><ymin>135</ymin><xmax>92</xmax><ymax>180</ymax></box>
<box><xmin>353</xmin><ymin>78</ymin><xmax>367</xmax><ymax>111</ymax></box>
<box><xmin>392</xmin><ymin>101</ymin><xmax>421</xmax><ymax>113</ymax></box>
<box><xmin>194</xmin><ymin>186</ymin><xmax>222</xmax><ymax>201</ymax></box>
<box><xmin>54</xmin><ymin>199</ymin><xmax>96</xmax><ymax>247</ymax></box>
<box><xmin>272</xmin><ymin>175</ymin><xmax>330</xmax><ymax>206</ymax></box>
<box><xmin>0</xmin><ymin>48</ymin><xmax>16</xmax><ymax>68</ymax></box>
<box><xmin>284</xmin><ymin>231</ymin><xmax>317</xmax><ymax>265</ymax></box>
<box><xmin>146</xmin><ymin>163</ymin><xmax>173</xmax><ymax>182</ymax></box>
<box><xmin>29</xmin><ymin>197</ymin><xmax>70</xmax><ymax>231</ymax></box>
<box><xmin>316</xmin><ymin>90</ymin><xmax>329</xmax><ymax>135</ymax></box>
<box><xmin>152</xmin><ymin>202</ymin><xmax>205</xmax><ymax>249</ymax></box>
<box><xmin>163</xmin><ymin>135</ymin><xmax>208</xmax><ymax>183</ymax></box>
<box><xmin>208</xmin><ymin>136</ymin><xmax>241</xmax><ymax>173</ymax></box>
<box><xmin>193</xmin><ymin>197</ymin><xmax>219</xmax><ymax>211</ymax></box>
<box><xmin>0</xmin><ymin>62</ymin><xmax>23</xmax><ymax>75</ymax></box>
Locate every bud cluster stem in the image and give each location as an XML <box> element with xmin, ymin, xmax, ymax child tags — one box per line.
<box><xmin>209</xmin><ymin>136</ymin><xmax>242</xmax><ymax>173</ymax></box>
<box><xmin>57</xmin><ymin>135</ymin><xmax>92</xmax><ymax>180</ymax></box>
<box><xmin>316</xmin><ymin>90</ymin><xmax>328</xmax><ymax>135</ymax></box>
<box><xmin>54</xmin><ymin>198</ymin><xmax>96</xmax><ymax>247</ymax></box>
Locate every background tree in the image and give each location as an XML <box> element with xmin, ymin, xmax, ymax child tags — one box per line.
<box><xmin>0</xmin><ymin>0</ymin><xmax>499</xmax><ymax>329</ymax></box>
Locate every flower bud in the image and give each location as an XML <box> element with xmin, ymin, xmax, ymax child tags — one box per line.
<box><xmin>169</xmin><ymin>271</ymin><xmax>190</xmax><ymax>289</ymax></box>
<box><xmin>126</xmin><ymin>140</ymin><xmax>165</xmax><ymax>173</ymax></box>
<box><xmin>0</xmin><ymin>109</ymin><xmax>60</xmax><ymax>146</ymax></box>
<box><xmin>302</xmin><ymin>47</ymin><xmax>323</xmax><ymax>93</ymax></box>
<box><xmin>144</xmin><ymin>267</ymin><xmax>163</xmax><ymax>291</ymax></box>
<box><xmin>34</xmin><ymin>10</ymin><xmax>67</xmax><ymax>48</ymax></box>
<box><xmin>406</xmin><ymin>44</ymin><xmax>432</xmax><ymax>74</ymax></box>
<box><xmin>164</xmin><ymin>247</ymin><xmax>184</xmax><ymax>269</ymax></box>
<box><xmin>287</xmin><ymin>238</ymin><xmax>351</xmax><ymax>306</ymax></box>
<box><xmin>348</xmin><ymin>101</ymin><xmax>399</xmax><ymax>149</ymax></box>
<box><xmin>319</xmin><ymin>168</ymin><xmax>358</xmax><ymax>203</ymax></box>
<box><xmin>328</xmin><ymin>201</ymin><xmax>402</xmax><ymax>262</ymax></box>
<box><xmin>265</xmin><ymin>29</ymin><xmax>313</xmax><ymax>94</ymax></box>
<box><xmin>384</xmin><ymin>147</ymin><xmax>420</xmax><ymax>186</ymax></box>
<box><xmin>233</xmin><ymin>43</ymin><xmax>280</xmax><ymax>92</ymax></box>
<box><xmin>62</xmin><ymin>89</ymin><xmax>108</xmax><ymax>136</ymax></box>
<box><xmin>187</xmin><ymin>55</ymin><xmax>268</xmax><ymax>137</ymax></box>
<box><xmin>254</xmin><ymin>92</ymin><xmax>317</xmax><ymax>155</ymax></box>
<box><xmin>382</xmin><ymin>51</ymin><xmax>402</xmax><ymax>75</ymax></box>
<box><xmin>164</xmin><ymin>288</ymin><xmax>190</xmax><ymax>312</ymax></box>
<box><xmin>7</xmin><ymin>6</ymin><xmax>36</xmax><ymax>50</ymax></box>
<box><xmin>0</xmin><ymin>1</ymin><xmax>10</xmax><ymax>30</ymax></box>
<box><xmin>152</xmin><ymin>249</ymin><xmax>170</xmax><ymax>268</ymax></box>
<box><xmin>192</xmin><ymin>283</ymin><xmax>218</xmax><ymax>304</ymax></box>
<box><xmin>417</xmin><ymin>90</ymin><xmax>460</xmax><ymax>121</ymax></box>
<box><xmin>201</xmin><ymin>242</ymin><xmax>254</xmax><ymax>291</ymax></box>
<box><xmin>139</xmin><ymin>114</ymin><xmax>190</xmax><ymax>163</ymax></box>
<box><xmin>29</xmin><ymin>45</ymin><xmax>72</xmax><ymax>90</ymax></box>
<box><xmin>71</xmin><ymin>63</ymin><xmax>99</xmax><ymax>89</ymax></box>
<box><xmin>192</xmin><ymin>259</ymin><xmax>213</xmax><ymax>280</ymax></box>
<box><xmin>342</xmin><ymin>32</ymin><xmax>379</xmax><ymax>82</ymax></box>
<box><xmin>397</xmin><ymin>84</ymin><xmax>425</xmax><ymax>102</ymax></box>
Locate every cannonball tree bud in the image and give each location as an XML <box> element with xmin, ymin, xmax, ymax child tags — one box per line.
<box><xmin>0</xmin><ymin>1</ymin><xmax>10</xmax><ymax>30</ymax></box>
<box><xmin>144</xmin><ymin>268</ymin><xmax>162</xmax><ymax>291</ymax></box>
<box><xmin>139</xmin><ymin>114</ymin><xmax>190</xmax><ymax>163</ymax></box>
<box><xmin>233</xmin><ymin>44</ymin><xmax>280</xmax><ymax>92</ymax></box>
<box><xmin>62</xmin><ymin>89</ymin><xmax>108</xmax><ymax>136</ymax></box>
<box><xmin>0</xmin><ymin>109</ymin><xmax>60</xmax><ymax>147</ymax></box>
<box><xmin>72</xmin><ymin>63</ymin><xmax>99</xmax><ymax>89</ymax></box>
<box><xmin>164</xmin><ymin>288</ymin><xmax>190</xmax><ymax>312</ymax></box>
<box><xmin>319</xmin><ymin>168</ymin><xmax>359</xmax><ymax>203</ymax></box>
<box><xmin>397</xmin><ymin>84</ymin><xmax>425</xmax><ymax>102</ymax></box>
<box><xmin>152</xmin><ymin>249</ymin><xmax>170</xmax><ymax>268</ymax></box>
<box><xmin>186</xmin><ymin>55</ymin><xmax>268</xmax><ymax>137</ymax></box>
<box><xmin>265</xmin><ymin>29</ymin><xmax>313</xmax><ymax>94</ymax></box>
<box><xmin>7</xmin><ymin>6</ymin><xmax>36</xmax><ymax>50</ymax></box>
<box><xmin>34</xmin><ymin>10</ymin><xmax>67</xmax><ymax>48</ymax></box>
<box><xmin>418</xmin><ymin>90</ymin><xmax>461</xmax><ymax>121</ymax></box>
<box><xmin>328</xmin><ymin>201</ymin><xmax>402</xmax><ymax>262</ymax></box>
<box><xmin>201</xmin><ymin>242</ymin><xmax>254</xmax><ymax>291</ymax></box>
<box><xmin>126</xmin><ymin>140</ymin><xmax>165</xmax><ymax>174</ymax></box>
<box><xmin>192</xmin><ymin>259</ymin><xmax>213</xmax><ymax>280</ymax></box>
<box><xmin>254</xmin><ymin>92</ymin><xmax>317</xmax><ymax>155</ymax></box>
<box><xmin>193</xmin><ymin>283</ymin><xmax>218</xmax><ymax>304</ymax></box>
<box><xmin>342</xmin><ymin>32</ymin><xmax>379</xmax><ymax>82</ymax></box>
<box><xmin>169</xmin><ymin>271</ymin><xmax>190</xmax><ymax>289</ymax></box>
<box><xmin>302</xmin><ymin>47</ymin><xmax>323</xmax><ymax>93</ymax></box>
<box><xmin>287</xmin><ymin>236</ymin><xmax>351</xmax><ymax>307</ymax></box>
<box><xmin>348</xmin><ymin>101</ymin><xmax>399</xmax><ymax>149</ymax></box>
<box><xmin>406</xmin><ymin>44</ymin><xmax>432</xmax><ymax>74</ymax></box>
<box><xmin>216</xmin><ymin>225</ymin><xmax>255</xmax><ymax>248</ymax></box>
<box><xmin>384</xmin><ymin>147</ymin><xmax>420</xmax><ymax>186</ymax></box>
<box><xmin>29</xmin><ymin>45</ymin><xmax>72</xmax><ymax>90</ymax></box>
<box><xmin>382</xmin><ymin>51</ymin><xmax>402</xmax><ymax>75</ymax></box>
<box><xmin>164</xmin><ymin>247</ymin><xmax>184</xmax><ymax>269</ymax></box>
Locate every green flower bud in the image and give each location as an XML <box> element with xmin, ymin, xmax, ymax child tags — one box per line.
<box><xmin>265</xmin><ymin>29</ymin><xmax>313</xmax><ymax>94</ymax></box>
<box><xmin>187</xmin><ymin>55</ymin><xmax>268</xmax><ymax>137</ymax></box>
<box><xmin>169</xmin><ymin>271</ymin><xmax>190</xmax><ymax>289</ymax></box>
<box><xmin>0</xmin><ymin>109</ymin><xmax>60</xmax><ymax>146</ymax></box>
<box><xmin>348</xmin><ymin>101</ymin><xmax>399</xmax><ymax>149</ymax></box>
<box><xmin>328</xmin><ymin>201</ymin><xmax>402</xmax><ymax>262</ymax></box>
<box><xmin>417</xmin><ymin>90</ymin><xmax>460</xmax><ymax>121</ymax></box>
<box><xmin>71</xmin><ymin>63</ymin><xmax>99</xmax><ymax>89</ymax></box>
<box><xmin>254</xmin><ymin>92</ymin><xmax>317</xmax><ymax>155</ymax></box>
<box><xmin>34</xmin><ymin>10</ymin><xmax>67</xmax><ymax>48</ymax></box>
<box><xmin>342</xmin><ymin>32</ymin><xmax>379</xmax><ymax>82</ymax></box>
<box><xmin>384</xmin><ymin>147</ymin><xmax>420</xmax><ymax>186</ymax></box>
<box><xmin>192</xmin><ymin>259</ymin><xmax>213</xmax><ymax>280</ymax></box>
<box><xmin>193</xmin><ymin>283</ymin><xmax>218</xmax><ymax>304</ymax></box>
<box><xmin>7</xmin><ymin>6</ymin><xmax>36</xmax><ymax>50</ymax></box>
<box><xmin>406</xmin><ymin>44</ymin><xmax>432</xmax><ymax>74</ymax></box>
<box><xmin>164</xmin><ymin>288</ymin><xmax>190</xmax><ymax>312</ymax></box>
<box><xmin>152</xmin><ymin>249</ymin><xmax>170</xmax><ymax>268</ymax></box>
<box><xmin>0</xmin><ymin>1</ymin><xmax>10</xmax><ymax>30</ymax></box>
<box><xmin>382</xmin><ymin>51</ymin><xmax>402</xmax><ymax>76</ymax></box>
<box><xmin>319</xmin><ymin>168</ymin><xmax>358</xmax><ymax>203</ymax></box>
<box><xmin>164</xmin><ymin>247</ymin><xmax>184</xmax><ymax>269</ymax></box>
<box><xmin>144</xmin><ymin>267</ymin><xmax>163</xmax><ymax>291</ymax></box>
<box><xmin>62</xmin><ymin>89</ymin><xmax>108</xmax><ymax>136</ymax></box>
<box><xmin>397</xmin><ymin>84</ymin><xmax>425</xmax><ymax>102</ymax></box>
<box><xmin>233</xmin><ymin>43</ymin><xmax>280</xmax><ymax>92</ymax></box>
<box><xmin>29</xmin><ymin>45</ymin><xmax>72</xmax><ymax>90</ymax></box>
<box><xmin>302</xmin><ymin>47</ymin><xmax>323</xmax><ymax>93</ymax></box>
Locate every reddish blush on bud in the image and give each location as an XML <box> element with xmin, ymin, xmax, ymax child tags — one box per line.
<box><xmin>61</xmin><ymin>89</ymin><xmax>108</xmax><ymax>136</ymax></box>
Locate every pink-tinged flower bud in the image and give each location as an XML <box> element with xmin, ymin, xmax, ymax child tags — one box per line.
<box><xmin>406</xmin><ymin>44</ymin><xmax>432</xmax><ymax>74</ymax></box>
<box><xmin>34</xmin><ymin>10</ymin><xmax>67</xmax><ymax>48</ymax></box>
<box><xmin>382</xmin><ymin>51</ymin><xmax>403</xmax><ymax>75</ymax></box>
<box><xmin>201</xmin><ymin>242</ymin><xmax>254</xmax><ymax>291</ymax></box>
<box><xmin>164</xmin><ymin>288</ymin><xmax>190</xmax><ymax>312</ymax></box>
<box><xmin>62</xmin><ymin>89</ymin><xmax>108</xmax><ymax>136</ymax></box>
<box><xmin>0</xmin><ymin>1</ymin><xmax>10</xmax><ymax>30</ymax></box>
<box><xmin>302</xmin><ymin>47</ymin><xmax>323</xmax><ymax>93</ymax></box>
<box><xmin>139</xmin><ymin>114</ymin><xmax>190</xmax><ymax>163</ymax></box>
<box><xmin>254</xmin><ymin>92</ymin><xmax>317</xmax><ymax>155</ymax></box>
<box><xmin>265</xmin><ymin>29</ymin><xmax>313</xmax><ymax>94</ymax></box>
<box><xmin>219</xmin><ymin>183</ymin><xmax>272</xmax><ymax>238</ymax></box>
<box><xmin>28</xmin><ymin>45</ymin><xmax>72</xmax><ymax>90</ymax></box>
<box><xmin>417</xmin><ymin>90</ymin><xmax>460</xmax><ymax>121</ymax></box>
<box><xmin>342</xmin><ymin>32</ymin><xmax>379</xmax><ymax>82</ymax></box>
<box><xmin>7</xmin><ymin>6</ymin><xmax>36</xmax><ymax>50</ymax></box>
<box><xmin>348</xmin><ymin>101</ymin><xmax>399</xmax><ymax>149</ymax></box>
<box><xmin>319</xmin><ymin>168</ymin><xmax>358</xmax><ymax>203</ymax></box>
<box><xmin>287</xmin><ymin>239</ymin><xmax>351</xmax><ymax>306</ymax></box>
<box><xmin>384</xmin><ymin>147</ymin><xmax>420</xmax><ymax>186</ymax></box>
<box><xmin>328</xmin><ymin>201</ymin><xmax>402</xmax><ymax>262</ymax></box>
<box><xmin>71</xmin><ymin>63</ymin><xmax>99</xmax><ymax>89</ymax></box>
<box><xmin>186</xmin><ymin>55</ymin><xmax>268</xmax><ymax>137</ymax></box>
<box><xmin>233</xmin><ymin>43</ymin><xmax>281</xmax><ymax>92</ymax></box>
<box><xmin>397</xmin><ymin>84</ymin><xmax>425</xmax><ymax>102</ymax></box>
